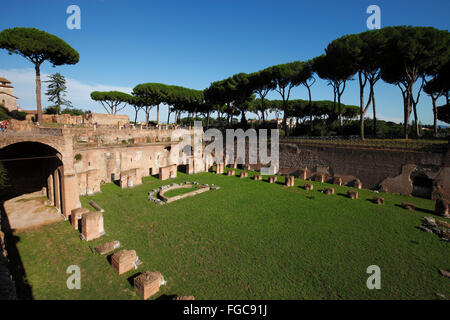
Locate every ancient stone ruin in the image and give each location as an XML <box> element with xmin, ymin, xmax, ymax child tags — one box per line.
<box><xmin>81</xmin><ymin>211</ymin><xmax>105</xmax><ymax>241</ymax></box>
<box><xmin>347</xmin><ymin>190</ymin><xmax>358</xmax><ymax>199</ymax></box>
<box><xmin>332</xmin><ymin>176</ymin><xmax>343</xmax><ymax>186</ymax></box>
<box><xmin>401</xmin><ymin>202</ymin><xmax>415</xmax><ymax>211</ymax></box>
<box><xmin>159</xmin><ymin>164</ymin><xmax>177</xmax><ymax>180</ymax></box>
<box><xmin>372</xmin><ymin>196</ymin><xmax>385</xmax><ymax>205</ymax></box>
<box><xmin>172</xmin><ymin>295</ymin><xmax>196</xmax><ymax>300</ymax></box>
<box><xmin>240</xmin><ymin>171</ymin><xmax>248</xmax><ymax>178</ymax></box>
<box><xmin>435</xmin><ymin>199</ymin><xmax>449</xmax><ymax>218</ymax></box>
<box><xmin>285</xmin><ymin>176</ymin><xmax>295</xmax><ymax>187</ymax></box>
<box><xmin>297</xmin><ymin>168</ymin><xmax>309</xmax><ymax>180</ymax></box>
<box><xmin>227</xmin><ymin>170</ymin><xmax>235</xmax><ymax>176</ymax></box>
<box><xmin>134</xmin><ymin>271</ymin><xmax>166</xmax><ymax>300</ymax></box>
<box><xmin>304</xmin><ymin>183</ymin><xmax>314</xmax><ymax>191</ymax></box>
<box><xmin>268</xmin><ymin>176</ymin><xmax>278</xmax><ymax>183</ymax></box>
<box><xmin>111</xmin><ymin>249</ymin><xmax>141</xmax><ymax>275</ymax></box>
<box><xmin>419</xmin><ymin>216</ymin><xmax>449</xmax><ymax>242</ymax></box>
<box><xmin>148</xmin><ymin>182</ymin><xmax>219</xmax><ymax>205</ymax></box>
<box><xmin>323</xmin><ymin>187</ymin><xmax>334</xmax><ymax>195</ymax></box>
<box><xmin>95</xmin><ymin>240</ymin><xmax>121</xmax><ymax>255</ymax></box>
<box><xmin>312</xmin><ymin>173</ymin><xmax>325</xmax><ymax>183</ymax></box>
<box><xmin>71</xmin><ymin>207</ymin><xmax>90</xmax><ymax>230</ymax></box>
<box><xmin>253</xmin><ymin>174</ymin><xmax>262</xmax><ymax>181</ymax></box>
<box><xmin>352</xmin><ymin>179</ymin><xmax>363</xmax><ymax>189</ymax></box>
<box><xmin>215</xmin><ymin>163</ymin><xmax>224</xmax><ymax>174</ymax></box>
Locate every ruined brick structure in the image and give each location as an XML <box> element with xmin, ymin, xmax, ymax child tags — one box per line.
<box><xmin>277</xmin><ymin>142</ymin><xmax>450</xmax><ymax>200</ymax></box>
<box><xmin>0</xmin><ymin>125</ymin><xmax>207</xmax><ymax>219</ymax></box>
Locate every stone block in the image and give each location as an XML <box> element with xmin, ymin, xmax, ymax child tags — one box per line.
<box><xmin>312</xmin><ymin>173</ymin><xmax>325</xmax><ymax>183</ymax></box>
<box><xmin>216</xmin><ymin>164</ymin><xmax>224</xmax><ymax>174</ymax></box>
<box><xmin>172</xmin><ymin>295</ymin><xmax>196</xmax><ymax>300</ymax></box>
<box><xmin>81</xmin><ymin>211</ymin><xmax>105</xmax><ymax>241</ymax></box>
<box><xmin>253</xmin><ymin>174</ymin><xmax>262</xmax><ymax>181</ymax></box>
<box><xmin>134</xmin><ymin>271</ymin><xmax>164</xmax><ymax>300</ymax></box>
<box><xmin>285</xmin><ymin>176</ymin><xmax>294</xmax><ymax>187</ymax></box>
<box><xmin>435</xmin><ymin>199</ymin><xmax>449</xmax><ymax>218</ymax></box>
<box><xmin>159</xmin><ymin>164</ymin><xmax>177</xmax><ymax>180</ymax></box>
<box><xmin>332</xmin><ymin>176</ymin><xmax>343</xmax><ymax>186</ymax></box>
<box><xmin>352</xmin><ymin>179</ymin><xmax>362</xmax><ymax>189</ymax></box>
<box><xmin>372</xmin><ymin>196</ymin><xmax>384</xmax><ymax>205</ymax></box>
<box><xmin>71</xmin><ymin>207</ymin><xmax>90</xmax><ymax>230</ymax></box>
<box><xmin>297</xmin><ymin>168</ymin><xmax>310</xmax><ymax>180</ymax></box>
<box><xmin>323</xmin><ymin>187</ymin><xmax>334</xmax><ymax>195</ymax></box>
<box><xmin>95</xmin><ymin>240</ymin><xmax>121</xmax><ymax>255</ymax></box>
<box><xmin>268</xmin><ymin>176</ymin><xmax>277</xmax><ymax>183</ymax></box>
<box><xmin>240</xmin><ymin>171</ymin><xmax>248</xmax><ymax>178</ymax></box>
<box><xmin>401</xmin><ymin>202</ymin><xmax>415</xmax><ymax>211</ymax></box>
<box><xmin>347</xmin><ymin>190</ymin><xmax>358</xmax><ymax>199</ymax></box>
<box><xmin>227</xmin><ymin>170</ymin><xmax>235</xmax><ymax>176</ymax></box>
<box><xmin>304</xmin><ymin>183</ymin><xmax>313</xmax><ymax>191</ymax></box>
<box><xmin>111</xmin><ymin>249</ymin><xmax>138</xmax><ymax>275</ymax></box>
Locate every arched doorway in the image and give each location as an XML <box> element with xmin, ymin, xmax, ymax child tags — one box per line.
<box><xmin>411</xmin><ymin>171</ymin><xmax>433</xmax><ymax>199</ymax></box>
<box><xmin>0</xmin><ymin>142</ymin><xmax>65</xmax><ymax>215</ymax></box>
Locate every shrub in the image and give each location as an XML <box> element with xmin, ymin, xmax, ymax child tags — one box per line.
<box><xmin>74</xmin><ymin>154</ymin><xmax>82</xmax><ymax>161</ymax></box>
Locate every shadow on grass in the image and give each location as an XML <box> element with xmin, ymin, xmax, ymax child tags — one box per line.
<box><xmin>127</xmin><ymin>272</ymin><xmax>142</xmax><ymax>287</ymax></box>
<box><xmin>156</xmin><ymin>294</ymin><xmax>178</xmax><ymax>300</ymax></box>
<box><xmin>414</xmin><ymin>207</ymin><xmax>436</xmax><ymax>215</ymax></box>
<box><xmin>0</xmin><ymin>202</ymin><xmax>33</xmax><ymax>299</ymax></box>
<box><xmin>337</xmin><ymin>192</ymin><xmax>350</xmax><ymax>198</ymax></box>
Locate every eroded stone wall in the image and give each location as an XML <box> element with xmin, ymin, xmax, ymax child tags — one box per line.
<box><xmin>277</xmin><ymin>142</ymin><xmax>450</xmax><ymax>199</ymax></box>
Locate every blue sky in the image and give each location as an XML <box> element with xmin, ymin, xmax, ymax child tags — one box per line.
<box><xmin>0</xmin><ymin>0</ymin><xmax>449</xmax><ymax>124</ymax></box>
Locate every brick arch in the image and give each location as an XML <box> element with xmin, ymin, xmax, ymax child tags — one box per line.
<box><xmin>0</xmin><ymin>140</ymin><xmax>67</xmax><ymax>216</ymax></box>
<box><xmin>0</xmin><ymin>137</ymin><xmax>65</xmax><ymax>158</ymax></box>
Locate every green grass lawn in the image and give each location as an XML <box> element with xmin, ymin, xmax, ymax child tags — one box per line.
<box><xmin>13</xmin><ymin>169</ymin><xmax>449</xmax><ymax>300</ymax></box>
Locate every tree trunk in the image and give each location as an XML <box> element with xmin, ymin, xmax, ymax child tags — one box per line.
<box><xmin>359</xmin><ymin>72</ymin><xmax>365</xmax><ymax>140</ymax></box>
<box><xmin>307</xmin><ymin>85</ymin><xmax>312</xmax><ymax>135</ymax></box>
<box><xmin>157</xmin><ymin>105</ymin><xmax>160</xmax><ymax>126</ymax></box>
<box><xmin>134</xmin><ymin>108</ymin><xmax>139</xmax><ymax>125</ymax></box>
<box><xmin>337</xmin><ymin>92</ymin><xmax>342</xmax><ymax>135</ymax></box>
<box><xmin>167</xmin><ymin>109</ymin><xmax>171</xmax><ymax>125</ymax></box>
<box><xmin>412</xmin><ymin>101</ymin><xmax>419</xmax><ymax>138</ymax></box>
<box><xmin>261</xmin><ymin>96</ymin><xmax>266</xmax><ymax>123</ymax></box>
<box><xmin>145</xmin><ymin>107</ymin><xmax>150</xmax><ymax>126</ymax></box>
<box><xmin>35</xmin><ymin>64</ymin><xmax>42</xmax><ymax>123</ymax></box>
<box><xmin>404</xmin><ymin>88</ymin><xmax>411</xmax><ymax>140</ymax></box>
<box><xmin>371</xmin><ymin>86</ymin><xmax>377</xmax><ymax>138</ymax></box>
<box><xmin>432</xmin><ymin>96</ymin><xmax>438</xmax><ymax>136</ymax></box>
<box><xmin>282</xmin><ymin>100</ymin><xmax>288</xmax><ymax>136</ymax></box>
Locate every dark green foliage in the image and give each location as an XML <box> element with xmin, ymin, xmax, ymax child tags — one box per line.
<box><xmin>90</xmin><ymin>91</ymin><xmax>133</xmax><ymax>115</ymax></box>
<box><xmin>61</xmin><ymin>108</ymin><xmax>86</xmax><ymax>116</ymax></box>
<box><xmin>45</xmin><ymin>73</ymin><xmax>72</xmax><ymax>112</ymax></box>
<box><xmin>380</xmin><ymin>26</ymin><xmax>450</xmax><ymax>138</ymax></box>
<box><xmin>44</xmin><ymin>105</ymin><xmax>60</xmax><ymax>114</ymax></box>
<box><xmin>0</xmin><ymin>105</ymin><xmax>11</xmax><ymax>120</ymax></box>
<box><xmin>0</xmin><ymin>27</ymin><xmax>79</xmax><ymax>66</ymax></box>
<box><xmin>437</xmin><ymin>104</ymin><xmax>450</xmax><ymax>124</ymax></box>
<box><xmin>0</xmin><ymin>28</ymin><xmax>79</xmax><ymax>122</ymax></box>
<box><xmin>0</xmin><ymin>105</ymin><xmax>26</xmax><ymax>121</ymax></box>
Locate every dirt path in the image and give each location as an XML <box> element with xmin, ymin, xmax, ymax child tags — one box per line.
<box><xmin>4</xmin><ymin>191</ymin><xmax>63</xmax><ymax>232</ymax></box>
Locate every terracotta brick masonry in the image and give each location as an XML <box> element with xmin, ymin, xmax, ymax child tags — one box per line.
<box><xmin>111</xmin><ymin>249</ymin><xmax>141</xmax><ymax>275</ymax></box>
<box><xmin>304</xmin><ymin>183</ymin><xmax>314</xmax><ymax>191</ymax></box>
<box><xmin>134</xmin><ymin>271</ymin><xmax>166</xmax><ymax>300</ymax></box>
<box><xmin>347</xmin><ymin>190</ymin><xmax>358</xmax><ymax>199</ymax></box>
<box><xmin>268</xmin><ymin>176</ymin><xmax>277</xmax><ymax>183</ymax></box>
<box><xmin>285</xmin><ymin>176</ymin><xmax>295</xmax><ymax>187</ymax></box>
